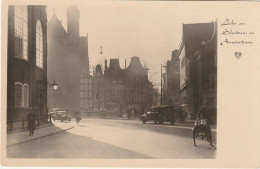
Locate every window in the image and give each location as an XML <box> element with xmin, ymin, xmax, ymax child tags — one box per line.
<box><xmin>36</xmin><ymin>20</ymin><xmax>43</xmax><ymax>68</ymax></box>
<box><xmin>15</xmin><ymin>83</ymin><xmax>23</xmax><ymax>107</ymax></box>
<box><xmin>15</xmin><ymin>82</ymin><xmax>29</xmax><ymax>107</ymax></box>
<box><xmin>14</xmin><ymin>6</ymin><xmax>28</xmax><ymax>60</ymax></box>
<box><xmin>80</xmin><ymin>92</ymin><xmax>84</xmax><ymax>98</ymax></box>
<box><xmin>84</xmin><ymin>100</ymin><xmax>88</xmax><ymax>107</ymax></box>
<box><xmin>181</xmin><ymin>58</ymin><xmax>185</xmax><ymax>69</ymax></box>
<box><xmin>84</xmin><ymin>84</ymin><xmax>88</xmax><ymax>90</ymax></box>
<box><xmin>24</xmin><ymin>84</ymin><xmax>29</xmax><ymax>107</ymax></box>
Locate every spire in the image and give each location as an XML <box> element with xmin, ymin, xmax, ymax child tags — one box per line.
<box><xmin>100</xmin><ymin>46</ymin><xmax>103</xmax><ymax>54</ymax></box>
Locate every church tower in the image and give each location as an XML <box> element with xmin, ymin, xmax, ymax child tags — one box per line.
<box><xmin>67</xmin><ymin>6</ymin><xmax>80</xmax><ymax>39</ymax></box>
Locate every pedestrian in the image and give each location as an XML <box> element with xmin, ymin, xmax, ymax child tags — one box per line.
<box><xmin>75</xmin><ymin>110</ymin><xmax>81</xmax><ymax>124</ymax></box>
<box><xmin>196</xmin><ymin>102</ymin><xmax>213</xmax><ymax>145</ymax></box>
<box><xmin>131</xmin><ymin>109</ymin><xmax>135</xmax><ymax>119</ymax></box>
<box><xmin>28</xmin><ymin>109</ymin><xmax>36</xmax><ymax>136</ymax></box>
<box><xmin>197</xmin><ymin>102</ymin><xmax>212</xmax><ymax>126</ymax></box>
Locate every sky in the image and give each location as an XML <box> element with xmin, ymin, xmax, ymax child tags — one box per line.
<box><xmin>47</xmin><ymin>2</ymin><xmax>217</xmax><ymax>88</ymax></box>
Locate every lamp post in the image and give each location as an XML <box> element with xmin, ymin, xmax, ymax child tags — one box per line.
<box><xmin>161</xmin><ymin>64</ymin><xmax>167</xmax><ymax>106</ymax></box>
<box><xmin>47</xmin><ymin>80</ymin><xmax>58</xmax><ymax>123</ymax></box>
<box><xmin>47</xmin><ymin>80</ymin><xmax>58</xmax><ymax>90</ymax></box>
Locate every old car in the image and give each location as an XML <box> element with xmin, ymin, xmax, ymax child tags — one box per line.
<box><xmin>141</xmin><ymin>105</ymin><xmax>175</xmax><ymax>124</ymax></box>
<box><xmin>51</xmin><ymin>108</ymin><xmax>71</xmax><ymax>122</ymax></box>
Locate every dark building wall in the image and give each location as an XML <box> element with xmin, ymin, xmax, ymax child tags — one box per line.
<box><xmin>162</xmin><ymin>50</ymin><xmax>180</xmax><ymax>106</ymax></box>
<box><xmin>179</xmin><ymin>22</ymin><xmax>217</xmax><ymax>120</ymax></box>
<box><xmin>7</xmin><ymin>6</ymin><xmax>48</xmax><ymax>123</ymax></box>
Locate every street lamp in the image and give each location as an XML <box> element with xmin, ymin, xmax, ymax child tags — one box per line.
<box><xmin>47</xmin><ymin>80</ymin><xmax>58</xmax><ymax>123</ymax></box>
<box><xmin>47</xmin><ymin>80</ymin><xmax>58</xmax><ymax>90</ymax></box>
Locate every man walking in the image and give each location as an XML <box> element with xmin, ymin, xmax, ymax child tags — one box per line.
<box><xmin>28</xmin><ymin>109</ymin><xmax>36</xmax><ymax>136</ymax></box>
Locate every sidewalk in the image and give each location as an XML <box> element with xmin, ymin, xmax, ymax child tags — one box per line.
<box><xmin>7</xmin><ymin>122</ymin><xmax>53</xmax><ymax>134</ymax></box>
<box><xmin>7</xmin><ymin>121</ymin><xmax>75</xmax><ymax>147</ymax></box>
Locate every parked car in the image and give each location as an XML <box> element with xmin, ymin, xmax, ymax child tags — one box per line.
<box><xmin>141</xmin><ymin>105</ymin><xmax>175</xmax><ymax>124</ymax></box>
<box><xmin>51</xmin><ymin>108</ymin><xmax>71</xmax><ymax>122</ymax></box>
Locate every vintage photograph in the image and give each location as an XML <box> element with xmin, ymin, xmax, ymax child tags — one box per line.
<box><xmin>5</xmin><ymin>2</ymin><xmax>217</xmax><ymax>159</ymax></box>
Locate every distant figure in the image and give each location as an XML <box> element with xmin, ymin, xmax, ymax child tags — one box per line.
<box><xmin>75</xmin><ymin>110</ymin><xmax>81</xmax><ymax>124</ymax></box>
<box><xmin>131</xmin><ymin>109</ymin><xmax>135</xmax><ymax>119</ymax></box>
<box><xmin>197</xmin><ymin>102</ymin><xmax>212</xmax><ymax>125</ymax></box>
<box><xmin>28</xmin><ymin>110</ymin><xmax>36</xmax><ymax>136</ymax></box>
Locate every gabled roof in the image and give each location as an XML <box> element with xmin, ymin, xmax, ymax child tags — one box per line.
<box><xmin>48</xmin><ymin>14</ymin><xmax>67</xmax><ymax>35</ymax></box>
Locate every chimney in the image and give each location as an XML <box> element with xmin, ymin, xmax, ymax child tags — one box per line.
<box><xmin>109</xmin><ymin>58</ymin><xmax>121</xmax><ymax>71</ymax></box>
<box><xmin>105</xmin><ymin>59</ymin><xmax>108</xmax><ymax>70</ymax></box>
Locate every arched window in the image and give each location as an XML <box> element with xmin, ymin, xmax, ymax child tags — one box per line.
<box><xmin>36</xmin><ymin>20</ymin><xmax>43</xmax><ymax>68</ymax></box>
<box><xmin>15</xmin><ymin>82</ymin><xmax>29</xmax><ymax>107</ymax></box>
<box><xmin>14</xmin><ymin>6</ymin><xmax>28</xmax><ymax>60</ymax></box>
<box><xmin>15</xmin><ymin>83</ymin><xmax>23</xmax><ymax>107</ymax></box>
<box><xmin>24</xmin><ymin>84</ymin><xmax>29</xmax><ymax>107</ymax></box>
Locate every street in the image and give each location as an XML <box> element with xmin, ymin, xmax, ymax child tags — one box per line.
<box><xmin>7</xmin><ymin>118</ymin><xmax>216</xmax><ymax>159</ymax></box>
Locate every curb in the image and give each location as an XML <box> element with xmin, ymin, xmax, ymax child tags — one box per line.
<box><xmin>7</xmin><ymin>125</ymin><xmax>75</xmax><ymax>147</ymax></box>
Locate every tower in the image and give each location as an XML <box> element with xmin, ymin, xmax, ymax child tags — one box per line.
<box><xmin>67</xmin><ymin>6</ymin><xmax>80</xmax><ymax>39</ymax></box>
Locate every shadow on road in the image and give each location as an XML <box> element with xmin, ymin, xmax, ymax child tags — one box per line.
<box><xmin>7</xmin><ymin>128</ymin><xmax>154</xmax><ymax>159</ymax></box>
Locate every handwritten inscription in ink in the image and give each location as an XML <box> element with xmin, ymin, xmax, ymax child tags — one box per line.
<box><xmin>220</xmin><ymin>19</ymin><xmax>254</xmax><ymax>46</ymax></box>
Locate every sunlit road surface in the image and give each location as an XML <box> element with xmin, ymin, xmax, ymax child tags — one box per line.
<box><xmin>7</xmin><ymin>118</ymin><xmax>216</xmax><ymax>159</ymax></box>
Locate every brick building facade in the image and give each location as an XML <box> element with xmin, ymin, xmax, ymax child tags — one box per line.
<box><xmin>178</xmin><ymin>22</ymin><xmax>217</xmax><ymax>121</ymax></box>
<box><xmin>7</xmin><ymin>6</ymin><xmax>48</xmax><ymax>129</ymax></box>
<box><xmin>80</xmin><ymin>57</ymin><xmax>153</xmax><ymax>117</ymax></box>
